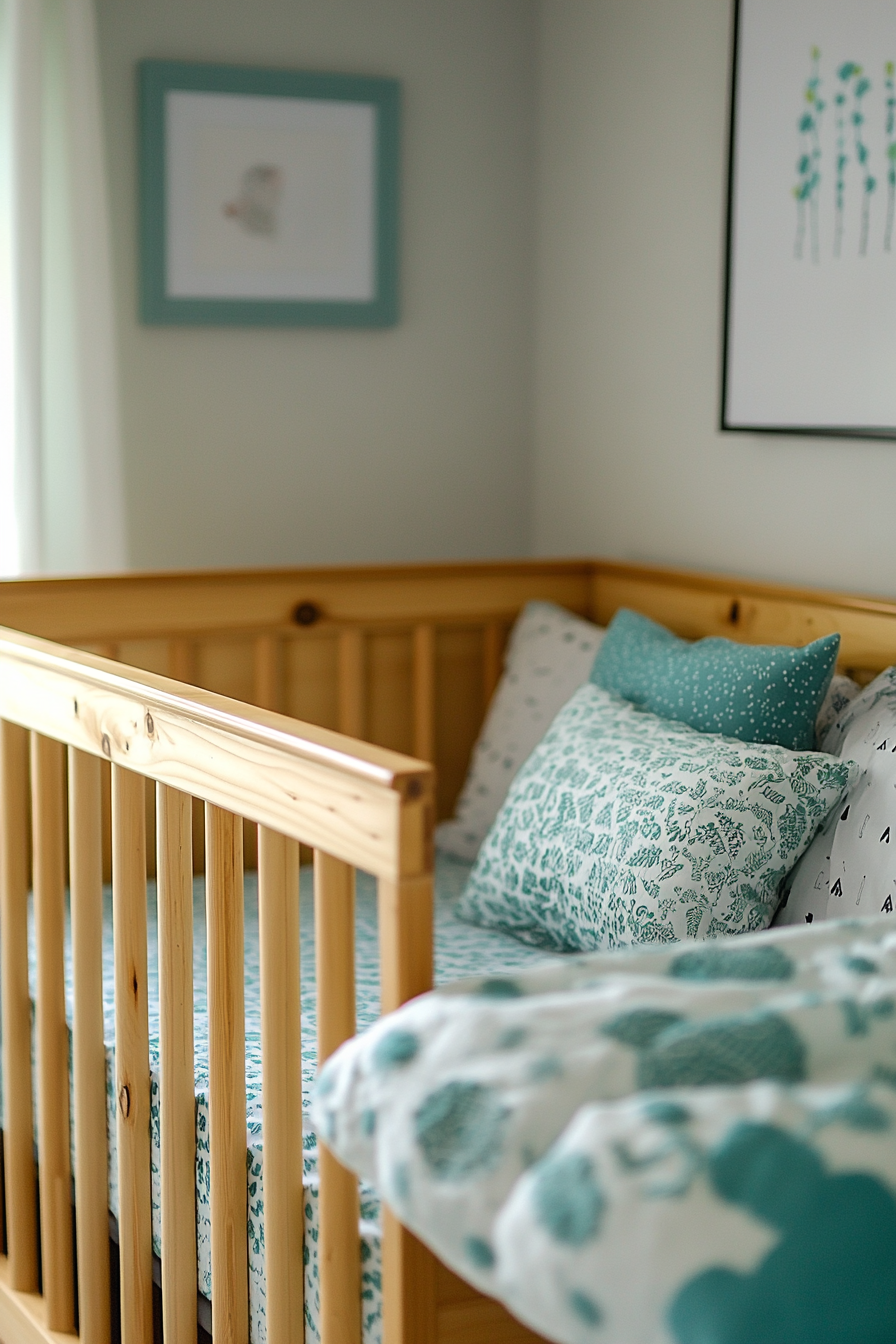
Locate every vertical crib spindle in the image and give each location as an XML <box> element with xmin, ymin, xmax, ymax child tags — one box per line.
<box><xmin>69</xmin><ymin>748</ymin><xmax>111</xmax><ymax>1344</ymax></box>
<box><xmin>412</xmin><ymin>625</ymin><xmax>436</xmax><ymax>763</ymax></box>
<box><xmin>31</xmin><ymin>733</ymin><xmax>75</xmax><ymax>1332</ymax></box>
<box><xmin>158</xmin><ymin>785</ymin><xmax>197</xmax><ymax>1344</ymax></box>
<box><xmin>168</xmin><ymin>639</ymin><xmax>195</xmax><ymax>685</ymax></box>
<box><xmin>338</xmin><ymin>630</ymin><xmax>365</xmax><ymax>739</ymax></box>
<box><xmin>314</xmin><ymin>851</ymin><xmax>361</xmax><ymax>1344</ymax></box>
<box><xmin>378</xmin><ymin>871</ymin><xmax>436</xmax><ymax>1344</ymax></box>
<box><xmin>258</xmin><ymin>827</ymin><xmax>303</xmax><ymax>1344</ymax></box>
<box><xmin>113</xmin><ymin>764</ymin><xmax>154</xmax><ymax>1344</ymax></box>
<box><xmin>0</xmin><ymin>719</ymin><xmax>38</xmax><ymax>1291</ymax></box>
<box><xmin>253</xmin><ymin>635</ymin><xmax>280</xmax><ymax>711</ymax></box>
<box><xmin>205</xmin><ymin>805</ymin><xmax>249</xmax><ymax>1344</ymax></box>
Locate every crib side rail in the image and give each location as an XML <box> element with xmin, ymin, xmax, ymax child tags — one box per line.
<box><xmin>0</xmin><ymin>628</ymin><xmax>435</xmax><ymax>1344</ymax></box>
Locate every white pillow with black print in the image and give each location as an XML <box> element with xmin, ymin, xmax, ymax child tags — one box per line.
<box><xmin>814</xmin><ymin>672</ymin><xmax>860</xmax><ymax>746</ymax></box>
<box><xmin>776</xmin><ymin>665</ymin><xmax>896</xmax><ymax>927</ymax></box>
<box><xmin>435</xmin><ymin>602</ymin><xmax>605</xmax><ymax>861</ymax></box>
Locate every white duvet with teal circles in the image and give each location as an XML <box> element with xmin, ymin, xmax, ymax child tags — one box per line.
<box><xmin>312</xmin><ymin>915</ymin><xmax>896</xmax><ymax>1344</ymax></box>
<box><xmin>21</xmin><ymin>855</ymin><xmax>557</xmax><ymax>1344</ymax></box>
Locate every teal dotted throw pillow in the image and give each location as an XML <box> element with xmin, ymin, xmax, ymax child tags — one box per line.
<box><xmin>457</xmin><ymin>685</ymin><xmax>856</xmax><ymax>952</ymax></box>
<box><xmin>590</xmin><ymin>609</ymin><xmax>840</xmax><ymax>751</ymax></box>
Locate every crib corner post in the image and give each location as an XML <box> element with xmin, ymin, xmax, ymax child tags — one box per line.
<box><xmin>378</xmin><ymin>765</ymin><xmax>438</xmax><ymax>1342</ymax></box>
<box><xmin>382</xmin><ymin>1210</ymin><xmax>438</xmax><ymax>1344</ymax></box>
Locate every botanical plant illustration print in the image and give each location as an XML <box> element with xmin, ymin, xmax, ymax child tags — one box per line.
<box><xmin>794</xmin><ymin>47</ymin><xmax>825</xmax><ymax>261</ymax></box>
<box><xmin>793</xmin><ymin>50</ymin><xmax>894</xmax><ymax>260</ymax></box>
<box><xmin>313</xmin><ymin>914</ymin><xmax>896</xmax><ymax>1344</ymax></box>
<box><xmin>885</xmin><ymin>61</ymin><xmax>896</xmax><ymax>249</ymax></box>
<box><xmin>725</xmin><ymin>0</ymin><xmax>896</xmax><ymax>435</ymax></box>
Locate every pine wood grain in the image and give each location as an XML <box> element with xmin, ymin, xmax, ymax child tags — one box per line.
<box><xmin>68</xmin><ymin>749</ymin><xmax>111</xmax><ymax>1344</ymax></box>
<box><xmin>205</xmin><ymin>805</ymin><xmax>249</xmax><ymax>1344</ymax></box>
<box><xmin>0</xmin><ymin>719</ymin><xmax>39</xmax><ymax>1292</ymax></box>
<box><xmin>31</xmin><ymin>734</ymin><xmax>75</xmax><ymax>1332</ymax></box>
<box><xmin>112</xmin><ymin>765</ymin><xmax>153</xmax><ymax>1344</ymax></box>
<box><xmin>258</xmin><ymin>827</ymin><xmax>303</xmax><ymax>1344</ymax></box>
<box><xmin>0</xmin><ymin>627</ymin><xmax>430</xmax><ymax>879</ymax></box>
<box><xmin>314</xmin><ymin>851</ymin><xmax>361</xmax><ymax>1344</ymax></box>
<box><xmin>157</xmin><ymin>785</ymin><xmax>197</xmax><ymax>1344</ymax></box>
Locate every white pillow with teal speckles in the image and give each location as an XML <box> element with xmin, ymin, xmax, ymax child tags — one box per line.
<box><xmin>457</xmin><ymin>683</ymin><xmax>857</xmax><ymax>952</ymax></box>
<box><xmin>435</xmin><ymin>602</ymin><xmax>605</xmax><ymax>861</ymax></box>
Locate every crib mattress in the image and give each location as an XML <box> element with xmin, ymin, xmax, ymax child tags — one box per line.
<box><xmin>29</xmin><ymin>855</ymin><xmax>561</xmax><ymax>1344</ymax></box>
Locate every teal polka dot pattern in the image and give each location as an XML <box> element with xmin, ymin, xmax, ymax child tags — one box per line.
<box><xmin>601</xmin><ymin>1008</ymin><xmax>685</xmax><ymax>1049</ymax></box>
<box><xmin>636</xmin><ymin>1013</ymin><xmax>807</xmax><ymax>1088</ymax></box>
<box><xmin>415</xmin><ymin>1081</ymin><xmax>509</xmax><ymax>1179</ymax></box>
<box><xmin>533</xmin><ymin>1152</ymin><xmax>605</xmax><ymax>1246</ymax></box>
<box><xmin>476</xmin><ymin>977</ymin><xmax>525</xmax><ymax>998</ymax></box>
<box><xmin>313</xmin><ymin>912</ymin><xmax>896</xmax><ymax>1344</ymax></box>
<box><xmin>458</xmin><ymin>684</ymin><xmax>856</xmax><ymax>952</ymax></box>
<box><xmin>590</xmin><ymin>609</ymin><xmax>840</xmax><ymax>752</ymax></box>
<box><xmin>568</xmin><ymin>1290</ymin><xmax>603</xmax><ymax>1327</ymax></box>
<box><xmin>669</xmin><ymin>1122</ymin><xmax>896</xmax><ymax>1344</ymax></box>
<box><xmin>372</xmin><ymin>1029</ymin><xmax>419</xmax><ymax>1070</ymax></box>
<box><xmin>669</xmin><ymin>945</ymin><xmax>795</xmax><ymax>982</ymax></box>
<box><xmin>465</xmin><ymin>1237</ymin><xmax>496</xmax><ymax>1269</ymax></box>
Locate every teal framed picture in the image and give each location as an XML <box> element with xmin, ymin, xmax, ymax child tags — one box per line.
<box><xmin>139</xmin><ymin>60</ymin><xmax>400</xmax><ymax>326</ymax></box>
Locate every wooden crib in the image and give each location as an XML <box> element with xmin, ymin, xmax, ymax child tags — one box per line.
<box><xmin>2</xmin><ymin>556</ymin><xmax>896</xmax><ymax>1344</ymax></box>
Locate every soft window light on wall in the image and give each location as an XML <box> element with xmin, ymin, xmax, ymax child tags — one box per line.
<box><xmin>0</xmin><ymin>0</ymin><xmax>126</xmax><ymax>578</ymax></box>
<box><xmin>0</xmin><ymin>212</ymin><xmax>18</xmax><ymax>576</ymax></box>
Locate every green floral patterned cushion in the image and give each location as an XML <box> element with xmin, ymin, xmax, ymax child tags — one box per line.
<box><xmin>590</xmin><ymin>609</ymin><xmax>840</xmax><ymax>751</ymax></box>
<box><xmin>457</xmin><ymin>685</ymin><xmax>856</xmax><ymax>952</ymax></box>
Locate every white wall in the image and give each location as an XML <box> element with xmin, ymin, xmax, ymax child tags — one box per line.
<box><xmin>533</xmin><ymin>0</ymin><xmax>896</xmax><ymax>597</ymax></box>
<box><xmin>96</xmin><ymin>0</ymin><xmax>537</xmax><ymax>570</ymax></box>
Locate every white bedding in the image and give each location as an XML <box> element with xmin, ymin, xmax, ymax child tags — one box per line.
<box><xmin>313</xmin><ymin>914</ymin><xmax>896</xmax><ymax>1344</ymax></box>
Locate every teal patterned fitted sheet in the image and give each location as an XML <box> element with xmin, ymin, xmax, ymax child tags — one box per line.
<box><xmin>30</xmin><ymin>855</ymin><xmax>560</xmax><ymax>1344</ymax></box>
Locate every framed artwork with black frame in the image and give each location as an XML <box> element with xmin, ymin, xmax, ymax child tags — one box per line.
<box><xmin>139</xmin><ymin>60</ymin><xmax>400</xmax><ymax>327</ymax></box>
<box><xmin>722</xmin><ymin>0</ymin><xmax>896</xmax><ymax>439</ymax></box>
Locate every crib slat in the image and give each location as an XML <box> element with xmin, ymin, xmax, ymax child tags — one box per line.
<box><xmin>377</xmin><ymin>875</ymin><xmax>434</xmax><ymax>1014</ymax></box>
<box><xmin>0</xmin><ymin>719</ymin><xmax>38</xmax><ymax>1291</ymax></box>
<box><xmin>314</xmin><ymin>850</ymin><xmax>361</xmax><ymax>1344</ymax></box>
<box><xmin>112</xmin><ymin>764</ymin><xmax>154</xmax><ymax>1344</ymax></box>
<box><xmin>205</xmin><ymin>804</ymin><xmax>249</xmax><ymax>1344</ymax></box>
<box><xmin>168</xmin><ymin>638</ymin><xmax>195</xmax><ymax>684</ymax></box>
<box><xmin>258</xmin><ymin>827</ymin><xmax>303</xmax><ymax>1344</ymax></box>
<box><xmin>338</xmin><ymin>629</ymin><xmax>365</xmax><ymax>738</ymax></box>
<box><xmin>157</xmin><ymin>784</ymin><xmax>197</xmax><ymax>1344</ymax></box>
<box><xmin>377</xmin><ymin>873</ymin><xmax>436</xmax><ymax>1344</ymax></box>
<box><xmin>412</xmin><ymin>624</ymin><xmax>436</xmax><ymax>762</ymax></box>
<box><xmin>69</xmin><ymin>748</ymin><xmax>111</xmax><ymax>1344</ymax></box>
<box><xmin>31</xmin><ymin>732</ymin><xmax>76</xmax><ymax>1331</ymax></box>
<box><xmin>253</xmin><ymin>635</ymin><xmax>280</xmax><ymax>711</ymax></box>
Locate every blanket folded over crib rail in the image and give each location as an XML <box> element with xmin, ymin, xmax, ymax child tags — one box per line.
<box><xmin>312</xmin><ymin>917</ymin><xmax>896</xmax><ymax>1344</ymax></box>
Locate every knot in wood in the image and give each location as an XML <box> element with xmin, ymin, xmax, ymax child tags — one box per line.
<box><xmin>101</xmin><ymin>733</ymin><xmax>111</xmax><ymax>758</ymax></box>
<box><xmin>406</xmin><ymin>777</ymin><xmax>423</xmax><ymax>800</ymax></box>
<box><xmin>293</xmin><ymin>601</ymin><xmax>321</xmax><ymax>627</ymax></box>
<box><xmin>145</xmin><ymin>711</ymin><xmax>154</xmax><ymax>736</ymax></box>
<box><xmin>118</xmin><ymin>1084</ymin><xmax>131</xmax><ymax>1118</ymax></box>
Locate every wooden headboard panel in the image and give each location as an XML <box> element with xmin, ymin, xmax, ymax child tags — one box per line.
<box><xmin>1</xmin><ymin>558</ymin><xmax>894</xmax><ymax>839</ymax></box>
<box><xmin>592</xmin><ymin>561</ymin><xmax>896</xmax><ymax>682</ymax></box>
